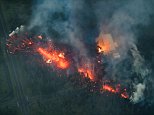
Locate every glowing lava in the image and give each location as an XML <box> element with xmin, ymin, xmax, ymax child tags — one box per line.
<box><xmin>37</xmin><ymin>47</ymin><xmax>69</xmax><ymax>69</ymax></box>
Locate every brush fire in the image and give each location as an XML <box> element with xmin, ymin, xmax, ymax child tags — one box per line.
<box><xmin>6</xmin><ymin>26</ymin><xmax>129</xmax><ymax>100</ymax></box>
<box><xmin>96</xmin><ymin>33</ymin><xmax>120</xmax><ymax>58</ymax></box>
<box><xmin>37</xmin><ymin>47</ymin><xmax>69</xmax><ymax>69</ymax></box>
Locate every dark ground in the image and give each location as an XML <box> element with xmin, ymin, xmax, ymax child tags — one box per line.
<box><xmin>0</xmin><ymin>0</ymin><xmax>154</xmax><ymax>115</ymax></box>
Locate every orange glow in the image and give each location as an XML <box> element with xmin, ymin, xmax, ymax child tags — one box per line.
<box><xmin>96</xmin><ymin>34</ymin><xmax>115</xmax><ymax>54</ymax></box>
<box><xmin>37</xmin><ymin>35</ymin><xmax>42</xmax><ymax>39</ymax></box>
<box><xmin>121</xmin><ymin>93</ymin><xmax>129</xmax><ymax>99</ymax></box>
<box><xmin>97</xmin><ymin>39</ymin><xmax>111</xmax><ymax>53</ymax></box>
<box><xmin>102</xmin><ymin>85</ymin><xmax>117</xmax><ymax>93</ymax></box>
<box><xmin>28</xmin><ymin>41</ymin><xmax>32</xmax><ymax>45</ymax></box>
<box><xmin>78</xmin><ymin>68</ymin><xmax>95</xmax><ymax>81</ymax></box>
<box><xmin>46</xmin><ymin>59</ymin><xmax>52</xmax><ymax>64</ymax></box>
<box><xmin>58</xmin><ymin>53</ymin><xmax>65</xmax><ymax>58</ymax></box>
<box><xmin>102</xmin><ymin>84</ymin><xmax>129</xmax><ymax>99</ymax></box>
<box><xmin>37</xmin><ymin>47</ymin><xmax>69</xmax><ymax>69</ymax></box>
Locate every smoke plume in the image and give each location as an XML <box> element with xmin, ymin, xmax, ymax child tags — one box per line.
<box><xmin>130</xmin><ymin>83</ymin><xmax>145</xmax><ymax>103</ymax></box>
<box><xmin>96</xmin><ymin>0</ymin><xmax>153</xmax><ymax>103</ymax></box>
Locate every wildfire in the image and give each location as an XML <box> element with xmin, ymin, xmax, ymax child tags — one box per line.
<box><xmin>121</xmin><ymin>93</ymin><xmax>129</xmax><ymax>99</ymax></box>
<box><xmin>96</xmin><ymin>33</ymin><xmax>116</xmax><ymax>54</ymax></box>
<box><xmin>6</xmin><ymin>34</ymin><xmax>33</xmax><ymax>53</ymax></box>
<box><xmin>37</xmin><ymin>47</ymin><xmax>69</xmax><ymax>69</ymax></box>
<box><xmin>6</xmin><ymin>29</ymin><xmax>129</xmax><ymax>100</ymax></box>
<box><xmin>78</xmin><ymin>68</ymin><xmax>95</xmax><ymax>81</ymax></box>
<box><xmin>102</xmin><ymin>85</ymin><xmax>117</xmax><ymax>93</ymax></box>
<box><xmin>102</xmin><ymin>84</ymin><xmax>129</xmax><ymax>99</ymax></box>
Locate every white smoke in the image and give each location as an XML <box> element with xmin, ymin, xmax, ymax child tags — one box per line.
<box><xmin>29</xmin><ymin>0</ymin><xmax>93</xmax><ymax>74</ymax></box>
<box><xmin>29</xmin><ymin>0</ymin><xmax>65</xmax><ymax>28</ymax></box>
<box><xmin>9</xmin><ymin>25</ymin><xmax>25</xmax><ymax>37</ymax></box>
<box><xmin>130</xmin><ymin>83</ymin><xmax>145</xmax><ymax>103</ymax></box>
<box><xmin>107</xmin><ymin>0</ymin><xmax>152</xmax><ymax>58</ymax></box>
<box><xmin>97</xmin><ymin>0</ymin><xmax>153</xmax><ymax>103</ymax></box>
<box><xmin>131</xmin><ymin>44</ymin><xmax>150</xmax><ymax>79</ymax></box>
<box><xmin>29</xmin><ymin>0</ymin><xmax>88</xmax><ymax>57</ymax></box>
<box><xmin>130</xmin><ymin>44</ymin><xmax>151</xmax><ymax>103</ymax></box>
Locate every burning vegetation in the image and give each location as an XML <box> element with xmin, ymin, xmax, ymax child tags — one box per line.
<box><xmin>37</xmin><ymin>47</ymin><xmax>70</xmax><ymax>69</ymax></box>
<box><xmin>6</xmin><ymin>26</ymin><xmax>129</xmax><ymax>100</ymax></box>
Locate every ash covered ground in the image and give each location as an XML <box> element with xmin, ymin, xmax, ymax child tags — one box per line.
<box><xmin>0</xmin><ymin>0</ymin><xmax>154</xmax><ymax>115</ymax></box>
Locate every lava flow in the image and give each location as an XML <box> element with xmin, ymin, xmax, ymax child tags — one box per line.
<box><xmin>37</xmin><ymin>47</ymin><xmax>70</xmax><ymax>69</ymax></box>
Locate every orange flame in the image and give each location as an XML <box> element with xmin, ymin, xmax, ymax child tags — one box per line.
<box><xmin>102</xmin><ymin>85</ymin><xmax>117</xmax><ymax>93</ymax></box>
<box><xmin>102</xmin><ymin>84</ymin><xmax>129</xmax><ymax>99</ymax></box>
<box><xmin>120</xmin><ymin>92</ymin><xmax>129</xmax><ymax>99</ymax></box>
<box><xmin>37</xmin><ymin>47</ymin><xmax>69</xmax><ymax>69</ymax></box>
<box><xmin>78</xmin><ymin>68</ymin><xmax>95</xmax><ymax>81</ymax></box>
<box><xmin>96</xmin><ymin>34</ymin><xmax>115</xmax><ymax>54</ymax></box>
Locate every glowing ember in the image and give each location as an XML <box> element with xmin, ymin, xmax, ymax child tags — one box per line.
<box><xmin>37</xmin><ymin>35</ymin><xmax>43</xmax><ymax>39</ymax></box>
<box><xmin>28</xmin><ymin>41</ymin><xmax>33</xmax><ymax>45</ymax></box>
<box><xmin>58</xmin><ymin>53</ymin><xmax>65</xmax><ymax>58</ymax></box>
<box><xmin>102</xmin><ymin>84</ymin><xmax>129</xmax><ymax>99</ymax></box>
<box><xmin>102</xmin><ymin>85</ymin><xmax>117</xmax><ymax>93</ymax></box>
<box><xmin>37</xmin><ymin>47</ymin><xmax>69</xmax><ymax>69</ymax></box>
<box><xmin>46</xmin><ymin>59</ymin><xmax>52</xmax><ymax>64</ymax></box>
<box><xmin>6</xmin><ymin>34</ymin><xmax>33</xmax><ymax>53</ymax></box>
<box><xmin>78</xmin><ymin>68</ymin><xmax>95</xmax><ymax>81</ymax></box>
<box><xmin>121</xmin><ymin>93</ymin><xmax>129</xmax><ymax>99</ymax></box>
